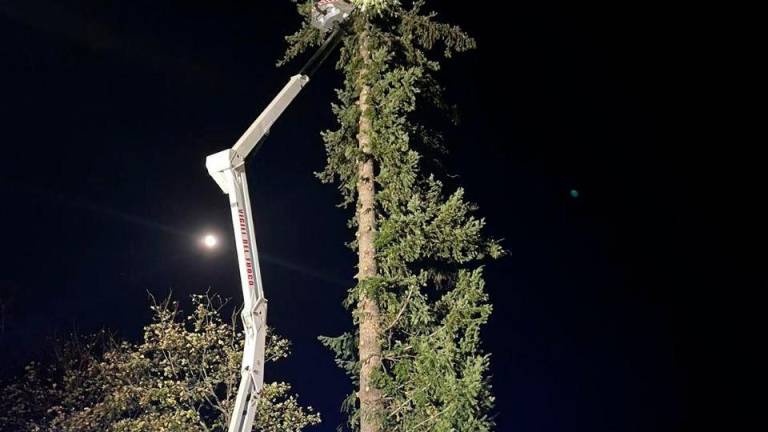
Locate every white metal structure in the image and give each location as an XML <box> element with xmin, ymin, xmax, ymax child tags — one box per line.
<box><xmin>313</xmin><ymin>0</ymin><xmax>355</xmax><ymax>31</ymax></box>
<box><xmin>204</xmin><ymin>3</ymin><xmax>352</xmax><ymax>431</ymax></box>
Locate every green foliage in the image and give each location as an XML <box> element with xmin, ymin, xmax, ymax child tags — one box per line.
<box><xmin>0</xmin><ymin>294</ymin><xmax>320</xmax><ymax>432</ymax></box>
<box><xmin>351</xmin><ymin>0</ymin><xmax>400</xmax><ymax>15</ymax></box>
<box><xmin>283</xmin><ymin>1</ymin><xmax>502</xmax><ymax>431</ymax></box>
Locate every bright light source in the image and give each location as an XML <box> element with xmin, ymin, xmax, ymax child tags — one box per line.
<box><xmin>202</xmin><ymin>234</ymin><xmax>218</xmax><ymax>249</ymax></box>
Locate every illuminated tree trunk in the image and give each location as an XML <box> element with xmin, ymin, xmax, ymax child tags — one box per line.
<box><xmin>355</xmin><ymin>29</ymin><xmax>383</xmax><ymax>432</ymax></box>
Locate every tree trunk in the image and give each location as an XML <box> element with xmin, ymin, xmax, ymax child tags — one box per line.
<box><xmin>356</xmin><ymin>29</ymin><xmax>383</xmax><ymax>432</ymax></box>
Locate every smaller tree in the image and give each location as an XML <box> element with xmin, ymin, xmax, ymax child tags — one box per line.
<box><xmin>0</xmin><ymin>294</ymin><xmax>320</xmax><ymax>432</ymax></box>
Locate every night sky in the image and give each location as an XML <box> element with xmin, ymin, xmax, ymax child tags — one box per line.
<box><xmin>0</xmin><ymin>1</ymin><xmax>750</xmax><ymax>431</ymax></box>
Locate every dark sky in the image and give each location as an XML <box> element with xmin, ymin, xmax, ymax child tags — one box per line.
<box><xmin>0</xmin><ymin>1</ymin><xmax>750</xmax><ymax>431</ymax></box>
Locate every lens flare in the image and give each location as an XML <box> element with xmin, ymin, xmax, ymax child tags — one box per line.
<box><xmin>202</xmin><ymin>234</ymin><xmax>218</xmax><ymax>249</ymax></box>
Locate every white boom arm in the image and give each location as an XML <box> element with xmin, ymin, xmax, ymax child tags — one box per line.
<box><xmin>205</xmin><ymin>73</ymin><xmax>309</xmax><ymax>432</ymax></box>
<box><xmin>204</xmin><ymin>4</ymin><xmax>352</xmax><ymax>430</ymax></box>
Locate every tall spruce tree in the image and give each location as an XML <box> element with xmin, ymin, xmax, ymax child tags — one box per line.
<box><xmin>281</xmin><ymin>1</ymin><xmax>503</xmax><ymax>431</ymax></box>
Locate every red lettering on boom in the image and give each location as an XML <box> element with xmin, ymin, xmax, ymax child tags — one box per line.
<box><xmin>237</xmin><ymin>208</ymin><xmax>256</xmax><ymax>287</ymax></box>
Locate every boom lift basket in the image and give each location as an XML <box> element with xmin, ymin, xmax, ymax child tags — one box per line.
<box><xmin>312</xmin><ymin>0</ymin><xmax>354</xmax><ymax>32</ymax></box>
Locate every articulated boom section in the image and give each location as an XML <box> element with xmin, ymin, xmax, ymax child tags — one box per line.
<box><xmin>205</xmin><ymin>72</ymin><xmax>309</xmax><ymax>432</ymax></box>
<box><xmin>203</xmin><ymin>5</ymin><xmax>353</xmax><ymax>429</ymax></box>
<box><xmin>206</xmin><ymin>150</ymin><xmax>267</xmax><ymax>432</ymax></box>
